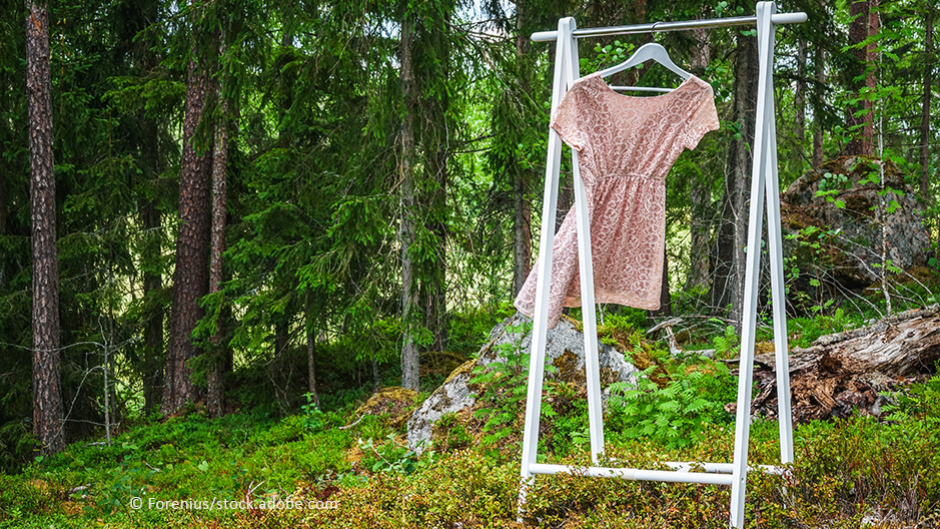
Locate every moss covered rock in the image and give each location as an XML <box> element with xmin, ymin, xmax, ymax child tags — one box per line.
<box><xmin>780</xmin><ymin>156</ymin><xmax>931</xmax><ymax>302</ymax></box>
<box><xmin>406</xmin><ymin>313</ymin><xmax>639</xmax><ymax>454</ymax></box>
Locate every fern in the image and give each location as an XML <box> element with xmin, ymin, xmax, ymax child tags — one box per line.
<box><xmin>607</xmin><ymin>360</ymin><xmax>737</xmax><ymax>449</ymax></box>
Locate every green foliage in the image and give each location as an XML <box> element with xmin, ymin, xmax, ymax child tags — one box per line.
<box><xmin>789</xmin><ymin>307</ymin><xmax>861</xmax><ymax>348</ymax></box>
<box><xmin>606</xmin><ymin>360</ymin><xmax>736</xmax><ymax>449</ymax></box>
<box><xmin>300</xmin><ymin>392</ymin><xmax>326</xmax><ymax>433</ymax></box>
<box><xmin>881</xmin><ymin>369</ymin><xmax>940</xmax><ymax>430</ymax></box>
<box><xmin>357</xmin><ymin>434</ymin><xmax>433</xmax><ymax>475</ymax></box>
<box><xmin>468</xmin><ymin>319</ymin><xmax>538</xmax><ymax>455</ymax></box>
<box><xmin>432</xmin><ymin>412</ymin><xmax>473</xmax><ymax>452</ymax></box>
<box><xmin>709</xmin><ymin>321</ymin><xmax>740</xmax><ymax>359</ymax></box>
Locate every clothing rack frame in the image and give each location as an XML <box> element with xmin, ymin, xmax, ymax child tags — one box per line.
<box><xmin>518</xmin><ymin>3</ymin><xmax>805</xmax><ymax>527</ymax></box>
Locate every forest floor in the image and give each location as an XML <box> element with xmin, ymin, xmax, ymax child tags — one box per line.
<box><xmin>4</xmin><ymin>299</ymin><xmax>940</xmax><ymax>528</ymax></box>
<box><xmin>4</xmin><ymin>374</ymin><xmax>940</xmax><ymax>527</ymax></box>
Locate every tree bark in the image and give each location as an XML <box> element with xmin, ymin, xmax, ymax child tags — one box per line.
<box><xmin>647</xmin><ymin>250</ymin><xmax>671</xmax><ymax>325</ymax></box>
<box><xmin>163</xmin><ymin>34</ymin><xmax>214</xmax><ymax>415</ymax></box>
<box><xmin>26</xmin><ymin>0</ymin><xmax>63</xmax><ymax>455</ymax></box>
<box><xmin>794</xmin><ymin>38</ymin><xmax>807</xmax><ymax>165</ymax></box>
<box><xmin>425</xmin><ymin>11</ymin><xmax>449</xmax><ymax>353</ymax></box>
<box><xmin>744</xmin><ymin>306</ymin><xmax>940</xmax><ymax>423</ymax></box>
<box><xmin>206</xmin><ymin>84</ymin><xmax>228</xmax><ymax>419</ymax></box>
<box><xmin>305</xmin><ymin>294</ymin><xmax>319</xmax><ymax>407</ymax></box>
<box><xmin>141</xmin><ymin>197</ymin><xmax>164</xmax><ymax>414</ymax></box>
<box><xmin>845</xmin><ymin>0</ymin><xmax>876</xmax><ymax>156</ymax></box>
<box><xmin>920</xmin><ymin>5</ymin><xmax>933</xmax><ymax>202</ymax></box>
<box><xmin>685</xmin><ymin>24</ymin><xmax>711</xmax><ymax>292</ymax></box>
<box><xmin>512</xmin><ymin>0</ymin><xmax>532</xmax><ymax>297</ymax></box>
<box><xmin>400</xmin><ymin>15</ymin><xmax>419</xmax><ymax>392</ymax></box>
<box><xmin>813</xmin><ymin>46</ymin><xmax>827</xmax><ymax>169</ymax></box>
<box><xmin>711</xmin><ymin>32</ymin><xmax>758</xmax><ymax>330</ymax></box>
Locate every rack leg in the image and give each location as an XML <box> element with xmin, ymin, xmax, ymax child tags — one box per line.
<box><xmin>560</xmin><ymin>22</ymin><xmax>606</xmax><ymax>466</ymax></box>
<box><xmin>764</xmin><ymin>70</ymin><xmax>794</xmax><ymax>464</ymax></box>
<box><xmin>729</xmin><ymin>2</ymin><xmax>776</xmax><ymax>527</ymax></box>
<box><xmin>518</xmin><ymin>16</ymin><xmax>575</xmax><ymax>518</ymax></box>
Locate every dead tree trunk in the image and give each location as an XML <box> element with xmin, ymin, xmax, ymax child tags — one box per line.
<box><xmin>740</xmin><ymin>306</ymin><xmax>940</xmax><ymax>423</ymax></box>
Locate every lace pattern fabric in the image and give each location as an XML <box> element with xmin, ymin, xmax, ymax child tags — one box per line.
<box><xmin>514</xmin><ymin>72</ymin><xmax>720</xmax><ymax>328</ymax></box>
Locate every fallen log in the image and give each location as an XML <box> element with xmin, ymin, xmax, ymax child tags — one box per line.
<box><xmin>730</xmin><ymin>305</ymin><xmax>940</xmax><ymax>422</ymax></box>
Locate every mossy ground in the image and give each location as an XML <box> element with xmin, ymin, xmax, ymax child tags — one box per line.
<box><xmin>4</xmin><ymin>376</ymin><xmax>940</xmax><ymax>528</ymax></box>
<box><xmin>5</xmin><ymin>287</ymin><xmax>940</xmax><ymax>528</ymax></box>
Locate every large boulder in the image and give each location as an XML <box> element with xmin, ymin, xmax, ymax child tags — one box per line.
<box><xmin>406</xmin><ymin>313</ymin><xmax>638</xmax><ymax>454</ymax></box>
<box><xmin>780</xmin><ymin>156</ymin><xmax>931</xmax><ymax>297</ymax></box>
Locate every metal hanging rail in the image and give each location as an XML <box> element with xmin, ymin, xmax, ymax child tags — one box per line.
<box><xmin>518</xmin><ymin>3</ymin><xmax>806</xmax><ymax>528</ymax></box>
<box><xmin>531</xmin><ymin>12</ymin><xmax>806</xmax><ymax>42</ymax></box>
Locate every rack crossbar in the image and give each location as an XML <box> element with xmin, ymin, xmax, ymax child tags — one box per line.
<box><xmin>528</xmin><ymin>463</ymin><xmax>735</xmax><ymax>486</ymax></box>
<box><xmin>662</xmin><ymin>461</ymin><xmax>787</xmax><ymax>475</ymax></box>
<box><xmin>531</xmin><ymin>12</ymin><xmax>806</xmax><ymax>42</ymax></box>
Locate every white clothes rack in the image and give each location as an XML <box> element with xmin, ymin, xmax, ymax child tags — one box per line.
<box><xmin>518</xmin><ymin>3</ymin><xmax>805</xmax><ymax>527</ymax></box>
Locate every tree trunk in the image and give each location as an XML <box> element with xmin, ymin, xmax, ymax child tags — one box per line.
<box><xmin>744</xmin><ymin>306</ymin><xmax>940</xmax><ymax>423</ymax></box>
<box><xmin>512</xmin><ymin>168</ymin><xmax>532</xmax><ymax>296</ymax></box>
<box><xmin>138</xmin><ymin>73</ymin><xmax>163</xmax><ymax>415</ymax></box>
<box><xmin>920</xmin><ymin>5</ymin><xmax>933</xmax><ymax>202</ymax></box>
<box><xmin>794</xmin><ymin>38</ymin><xmax>807</xmax><ymax>165</ymax></box>
<box><xmin>400</xmin><ymin>16</ymin><xmax>419</xmax><ymax>392</ymax></box>
<box><xmin>141</xmin><ymin>197</ymin><xmax>163</xmax><ymax>415</ymax></box>
<box><xmin>305</xmin><ymin>294</ymin><xmax>319</xmax><ymax>408</ymax></box>
<box><xmin>425</xmin><ymin>12</ymin><xmax>449</xmax><ymax>353</ymax></box>
<box><xmin>206</xmin><ymin>85</ymin><xmax>228</xmax><ymax>419</ymax></box>
<box><xmin>26</xmin><ymin>0</ymin><xmax>63</xmax><ymax>455</ymax></box>
<box><xmin>685</xmin><ymin>24</ymin><xmax>711</xmax><ymax>292</ymax></box>
<box><xmin>865</xmin><ymin>0</ymin><xmax>879</xmax><ymax>149</ymax></box>
<box><xmin>0</xmin><ymin>156</ymin><xmax>6</xmax><ymax>234</ymax></box>
<box><xmin>845</xmin><ymin>0</ymin><xmax>876</xmax><ymax>156</ymax></box>
<box><xmin>647</xmin><ymin>250</ymin><xmax>671</xmax><ymax>325</ymax></box>
<box><xmin>512</xmin><ymin>0</ymin><xmax>532</xmax><ymax>296</ymax></box>
<box><xmin>813</xmin><ymin>46</ymin><xmax>827</xmax><ymax>169</ymax></box>
<box><xmin>163</xmin><ymin>35</ymin><xmax>214</xmax><ymax>414</ymax></box>
<box><xmin>711</xmin><ymin>32</ymin><xmax>758</xmax><ymax>330</ymax></box>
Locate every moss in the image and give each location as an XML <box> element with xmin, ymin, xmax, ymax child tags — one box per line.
<box><xmin>419</xmin><ymin>350</ymin><xmax>469</xmax><ymax>378</ymax></box>
<box><xmin>354</xmin><ymin>387</ymin><xmax>418</xmax><ymax>429</ymax></box>
<box><xmin>443</xmin><ymin>358</ymin><xmax>477</xmax><ymax>386</ymax></box>
<box><xmin>754</xmin><ymin>341</ymin><xmax>775</xmax><ymax>355</ymax></box>
<box><xmin>596</xmin><ymin>326</ymin><xmax>671</xmax><ymax>388</ymax></box>
<box><xmin>551</xmin><ymin>349</ymin><xmax>581</xmax><ymax>384</ymax></box>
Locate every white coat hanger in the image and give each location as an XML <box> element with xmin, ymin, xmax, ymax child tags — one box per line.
<box><xmin>596</xmin><ymin>42</ymin><xmax>692</xmax><ymax>92</ymax></box>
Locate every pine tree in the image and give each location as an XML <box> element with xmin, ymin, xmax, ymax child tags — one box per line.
<box><xmin>26</xmin><ymin>0</ymin><xmax>63</xmax><ymax>455</ymax></box>
<box><xmin>163</xmin><ymin>2</ymin><xmax>214</xmax><ymax>414</ymax></box>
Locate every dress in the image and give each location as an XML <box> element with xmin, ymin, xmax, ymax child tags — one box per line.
<box><xmin>514</xmin><ymin>72</ymin><xmax>720</xmax><ymax>328</ymax></box>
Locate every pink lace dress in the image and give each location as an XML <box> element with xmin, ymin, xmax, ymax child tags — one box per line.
<box><xmin>514</xmin><ymin>72</ymin><xmax>720</xmax><ymax>328</ymax></box>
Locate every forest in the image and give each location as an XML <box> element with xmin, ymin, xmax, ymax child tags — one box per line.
<box><xmin>2</xmin><ymin>0</ymin><xmax>940</xmax><ymax>527</ymax></box>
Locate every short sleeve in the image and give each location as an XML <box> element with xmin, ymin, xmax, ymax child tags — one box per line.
<box><xmin>681</xmin><ymin>90</ymin><xmax>720</xmax><ymax>151</ymax></box>
<box><xmin>549</xmin><ymin>82</ymin><xmax>588</xmax><ymax>151</ymax></box>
